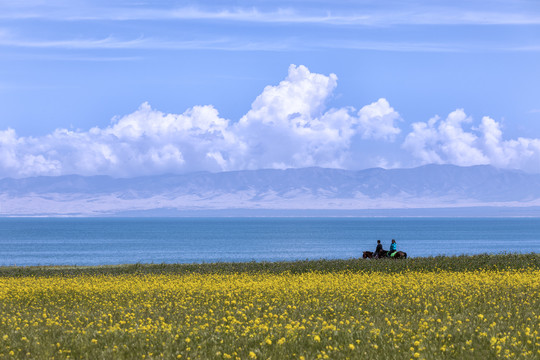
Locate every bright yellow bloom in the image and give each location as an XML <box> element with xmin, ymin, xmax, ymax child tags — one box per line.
<box><xmin>0</xmin><ymin>264</ymin><xmax>537</xmax><ymax>359</ymax></box>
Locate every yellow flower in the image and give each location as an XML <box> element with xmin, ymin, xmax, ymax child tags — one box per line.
<box><xmin>0</xmin><ymin>258</ymin><xmax>536</xmax><ymax>360</ymax></box>
<box><xmin>249</xmin><ymin>351</ymin><xmax>257</xmax><ymax>359</ymax></box>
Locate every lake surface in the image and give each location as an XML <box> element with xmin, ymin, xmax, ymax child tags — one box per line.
<box><xmin>0</xmin><ymin>217</ymin><xmax>538</xmax><ymax>266</ymax></box>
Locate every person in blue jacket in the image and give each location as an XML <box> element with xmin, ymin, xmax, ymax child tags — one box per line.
<box><xmin>388</xmin><ymin>239</ymin><xmax>397</xmax><ymax>257</ymax></box>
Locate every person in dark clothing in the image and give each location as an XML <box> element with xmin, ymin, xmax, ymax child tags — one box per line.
<box><xmin>388</xmin><ymin>239</ymin><xmax>397</xmax><ymax>257</ymax></box>
<box><xmin>374</xmin><ymin>240</ymin><xmax>384</xmax><ymax>258</ymax></box>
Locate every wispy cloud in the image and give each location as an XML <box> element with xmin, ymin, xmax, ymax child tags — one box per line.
<box><xmin>194</xmin><ymin>8</ymin><xmax>540</xmax><ymax>26</ymax></box>
<box><xmin>2</xmin><ymin>2</ymin><xmax>539</xmax><ymax>54</ymax></box>
<box><xmin>23</xmin><ymin>54</ymin><xmax>142</xmax><ymax>62</ymax></box>
<box><xmin>1</xmin><ymin>32</ymin><xmax>538</xmax><ymax>53</ymax></box>
<box><xmin>0</xmin><ymin>34</ymin><xmax>147</xmax><ymax>49</ymax></box>
<box><xmin>1</xmin><ymin>4</ymin><xmax>540</xmax><ymax>26</ymax></box>
<box><xmin>320</xmin><ymin>40</ymin><xmax>467</xmax><ymax>53</ymax></box>
<box><xmin>0</xmin><ymin>34</ymin><xmax>295</xmax><ymax>52</ymax></box>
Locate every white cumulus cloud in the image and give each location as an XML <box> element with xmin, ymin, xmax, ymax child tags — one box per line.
<box><xmin>403</xmin><ymin>109</ymin><xmax>540</xmax><ymax>172</ymax></box>
<box><xmin>235</xmin><ymin>65</ymin><xmax>400</xmax><ymax>169</ymax></box>
<box><xmin>357</xmin><ymin>98</ymin><xmax>401</xmax><ymax>141</ymax></box>
<box><xmin>0</xmin><ymin>65</ymin><xmax>402</xmax><ymax>178</ymax></box>
<box><xmin>4</xmin><ymin>64</ymin><xmax>538</xmax><ymax>178</ymax></box>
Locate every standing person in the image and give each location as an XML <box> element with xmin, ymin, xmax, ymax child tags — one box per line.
<box><xmin>388</xmin><ymin>239</ymin><xmax>397</xmax><ymax>257</ymax></box>
<box><xmin>374</xmin><ymin>240</ymin><xmax>383</xmax><ymax>258</ymax></box>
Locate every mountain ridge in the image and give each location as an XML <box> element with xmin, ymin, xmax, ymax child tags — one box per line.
<box><xmin>1</xmin><ymin>164</ymin><xmax>540</xmax><ymax>216</ymax></box>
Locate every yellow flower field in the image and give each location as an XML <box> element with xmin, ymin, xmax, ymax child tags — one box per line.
<box><xmin>0</xmin><ymin>268</ymin><xmax>538</xmax><ymax>359</ymax></box>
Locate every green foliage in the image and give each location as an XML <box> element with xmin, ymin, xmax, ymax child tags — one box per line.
<box><xmin>0</xmin><ymin>253</ymin><xmax>538</xmax><ymax>277</ymax></box>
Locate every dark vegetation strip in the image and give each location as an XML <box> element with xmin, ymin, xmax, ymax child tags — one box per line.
<box><xmin>0</xmin><ymin>253</ymin><xmax>538</xmax><ymax>278</ymax></box>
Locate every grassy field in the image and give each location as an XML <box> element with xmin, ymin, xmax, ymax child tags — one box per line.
<box><xmin>0</xmin><ymin>254</ymin><xmax>539</xmax><ymax>359</ymax></box>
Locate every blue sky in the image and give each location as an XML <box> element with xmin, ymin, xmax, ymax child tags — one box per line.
<box><xmin>0</xmin><ymin>0</ymin><xmax>540</xmax><ymax>177</ymax></box>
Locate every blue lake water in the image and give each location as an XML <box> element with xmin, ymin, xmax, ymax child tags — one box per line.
<box><xmin>0</xmin><ymin>217</ymin><xmax>538</xmax><ymax>266</ymax></box>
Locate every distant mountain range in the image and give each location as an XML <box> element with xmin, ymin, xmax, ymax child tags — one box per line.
<box><xmin>1</xmin><ymin>164</ymin><xmax>540</xmax><ymax>216</ymax></box>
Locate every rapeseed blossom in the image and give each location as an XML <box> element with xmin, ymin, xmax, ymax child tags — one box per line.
<box><xmin>0</xmin><ymin>268</ymin><xmax>538</xmax><ymax>359</ymax></box>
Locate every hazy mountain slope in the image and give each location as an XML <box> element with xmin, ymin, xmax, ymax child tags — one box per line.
<box><xmin>1</xmin><ymin>165</ymin><xmax>540</xmax><ymax>216</ymax></box>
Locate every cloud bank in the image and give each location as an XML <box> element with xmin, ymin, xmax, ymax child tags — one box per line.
<box><xmin>1</xmin><ymin>64</ymin><xmax>539</xmax><ymax>178</ymax></box>
<box><xmin>403</xmin><ymin>110</ymin><xmax>540</xmax><ymax>171</ymax></box>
